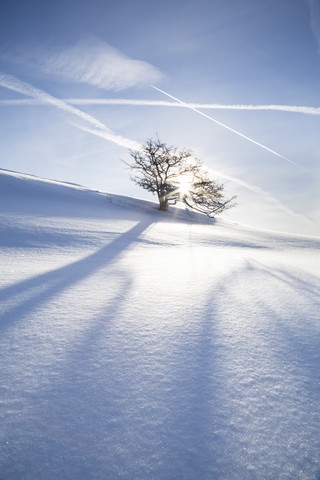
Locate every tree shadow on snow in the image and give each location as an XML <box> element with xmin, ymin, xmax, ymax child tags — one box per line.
<box><xmin>0</xmin><ymin>219</ymin><xmax>152</xmax><ymax>332</ymax></box>
<box><xmin>0</xmin><ymin>218</ymin><xmax>156</xmax><ymax>478</ymax></box>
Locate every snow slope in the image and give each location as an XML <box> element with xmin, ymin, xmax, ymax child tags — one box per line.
<box><xmin>1</xmin><ymin>168</ymin><xmax>320</xmax><ymax>480</ymax></box>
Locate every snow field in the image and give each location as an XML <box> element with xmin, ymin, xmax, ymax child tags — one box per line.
<box><xmin>0</xmin><ymin>169</ymin><xmax>320</xmax><ymax>479</ymax></box>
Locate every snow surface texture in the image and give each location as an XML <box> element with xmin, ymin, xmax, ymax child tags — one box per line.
<box><xmin>1</xmin><ymin>168</ymin><xmax>320</xmax><ymax>480</ymax></box>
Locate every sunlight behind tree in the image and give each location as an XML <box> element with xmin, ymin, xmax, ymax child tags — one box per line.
<box><xmin>126</xmin><ymin>137</ymin><xmax>236</xmax><ymax>217</ymax></box>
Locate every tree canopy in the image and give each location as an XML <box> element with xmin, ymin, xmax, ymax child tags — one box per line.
<box><xmin>127</xmin><ymin>137</ymin><xmax>236</xmax><ymax>217</ymax></box>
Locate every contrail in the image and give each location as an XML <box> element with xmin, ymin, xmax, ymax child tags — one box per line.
<box><xmin>0</xmin><ymin>74</ymin><xmax>316</xmax><ymax>227</ymax></box>
<box><xmin>2</xmin><ymin>97</ymin><xmax>320</xmax><ymax>115</ymax></box>
<box><xmin>0</xmin><ymin>72</ymin><xmax>141</xmax><ymax>150</ymax></box>
<box><xmin>151</xmin><ymin>85</ymin><xmax>315</xmax><ymax>175</ymax></box>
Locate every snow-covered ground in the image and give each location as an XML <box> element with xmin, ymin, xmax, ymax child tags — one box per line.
<box><xmin>1</xmin><ymin>168</ymin><xmax>320</xmax><ymax>480</ymax></box>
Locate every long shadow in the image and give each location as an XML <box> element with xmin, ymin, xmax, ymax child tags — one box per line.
<box><xmin>160</xmin><ymin>257</ymin><xmax>320</xmax><ymax>478</ymax></box>
<box><xmin>0</xmin><ymin>217</ymin><xmax>150</xmax><ymax>477</ymax></box>
<box><xmin>249</xmin><ymin>259</ymin><xmax>320</xmax><ymax>300</ymax></box>
<box><xmin>0</xmin><ymin>273</ymin><xmax>134</xmax><ymax>479</ymax></box>
<box><xmin>208</xmin><ymin>259</ymin><xmax>320</xmax><ymax>477</ymax></box>
<box><xmin>165</xmin><ymin>300</ymin><xmax>223</xmax><ymax>478</ymax></box>
<box><xmin>248</xmin><ymin>259</ymin><xmax>320</xmax><ymax>393</ymax></box>
<box><xmin>0</xmin><ymin>218</ymin><xmax>152</xmax><ymax>332</ymax></box>
<box><xmin>4</xmin><ymin>276</ymin><xmax>135</xmax><ymax>479</ymax></box>
<box><xmin>158</xmin><ymin>263</ymin><xmax>249</xmax><ymax>479</ymax></box>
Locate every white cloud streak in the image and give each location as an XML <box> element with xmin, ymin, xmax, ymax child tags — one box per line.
<box><xmin>0</xmin><ymin>73</ymin><xmax>316</xmax><ymax>227</ymax></box>
<box><xmin>3</xmin><ymin>39</ymin><xmax>163</xmax><ymax>91</ymax></box>
<box><xmin>0</xmin><ymin>72</ymin><xmax>141</xmax><ymax>150</ymax></box>
<box><xmin>1</xmin><ymin>97</ymin><xmax>320</xmax><ymax>115</ymax></box>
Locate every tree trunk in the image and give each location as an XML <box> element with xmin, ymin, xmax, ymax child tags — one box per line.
<box><xmin>159</xmin><ymin>197</ymin><xmax>168</xmax><ymax>211</ymax></box>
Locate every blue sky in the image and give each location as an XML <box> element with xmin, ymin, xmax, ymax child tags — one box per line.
<box><xmin>0</xmin><ymin>0</ymin><xmax>319</xmax><ymax>234</ymax></box>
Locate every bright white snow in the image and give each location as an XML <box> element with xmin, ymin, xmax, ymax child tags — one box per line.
<box><xmin>1</xmin><ymin>168</ymin><xmax>320</xmax><ymax>479</ymax></box>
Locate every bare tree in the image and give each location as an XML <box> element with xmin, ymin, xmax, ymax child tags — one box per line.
<box><xmin>127</xmin><ymin>137</ymin><xmax>236</xmax><ymax>217</ymax></box>
<box><xmin>181</xmin><ymin>170</ymin><xmax>236</xmax><ymax>218</ymax></box>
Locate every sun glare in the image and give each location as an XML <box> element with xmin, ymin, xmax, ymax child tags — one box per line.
<box><xmin>178</xmin><ymin>175</ymin><xmax>193</xmax><ymax>196</ymax></box>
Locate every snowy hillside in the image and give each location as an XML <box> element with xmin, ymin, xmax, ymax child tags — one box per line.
<box><xmin>1</xmin><ymin>168</ymin><xmax>320</xmax><ymax>480</ymax></box>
